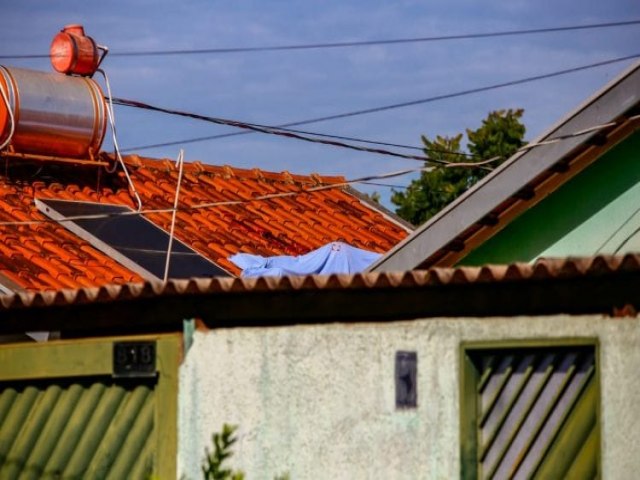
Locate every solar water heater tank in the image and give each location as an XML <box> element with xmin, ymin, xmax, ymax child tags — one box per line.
<box><xmin>0</xmin><ymin>65</ymin><xmax>107</xmax><ymax>159</ymax></box>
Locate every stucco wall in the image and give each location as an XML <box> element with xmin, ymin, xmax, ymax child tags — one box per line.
<box><xmin>178</xmin><ymin>315</ymin><xmax>640</xmax><ymax>479</ymax></box>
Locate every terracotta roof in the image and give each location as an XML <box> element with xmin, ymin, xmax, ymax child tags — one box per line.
<box><xmin>2</xmin><ymin>253</ymin><xmax>638</xmax><ymax>311</ymax></box>
<box><xmin>0</xmin><ymin>155</ymin><xmax>408</xmax><ymax>291</ymax></box>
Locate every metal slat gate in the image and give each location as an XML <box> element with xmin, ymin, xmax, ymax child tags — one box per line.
<box><xmin>462</xmin><ymin>345</ymin><xmax>600</xmax><ymax>480</ymax></box>
<box><xmin>0</xmin><ymin>336</ymin><xmax>179</xmax><ymax>480</ymax></box>
<box><xmin>0</xmin><ymin>378</ymin><xmax>155</xmax><ymax>479</ymax></box>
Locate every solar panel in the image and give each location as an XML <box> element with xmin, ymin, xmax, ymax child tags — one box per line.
<box><xmin>36</xmin><ymin>199</ymin><xmax>229</xmax><ymax>280</ymax></box>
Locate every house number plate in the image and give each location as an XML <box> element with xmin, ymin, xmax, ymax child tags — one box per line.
<box><xmin>113</xmin><ymin>341</ymin><xmax>157</xmax><ymax>378</ymax></box>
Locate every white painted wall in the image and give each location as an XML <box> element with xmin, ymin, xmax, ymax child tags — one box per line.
<box><xmin>178</xmin><ymin>315</ymin><xmax>640</xmax><ymax>479</ymax></box>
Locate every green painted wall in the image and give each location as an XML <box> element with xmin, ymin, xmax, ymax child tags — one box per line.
<box><xmin>461</xmin><ymin>132</ymin><xmax>640</xmax><ymax>265</ymax></box>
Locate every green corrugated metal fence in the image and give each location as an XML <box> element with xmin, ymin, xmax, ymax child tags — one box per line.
<box><xmin>0</xmin><ymin>378</ymin><xmax>155</xmax><ymax>479</ymax></box>
<box><xmin>0</xmin><ymin>335</ymin><xmax>179</xmax><ymax>480</ymax></box>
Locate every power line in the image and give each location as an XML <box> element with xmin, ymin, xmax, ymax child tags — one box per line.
<box><xmin>120</xmin><ymin>53</ymin><xmax>640</xmax><ymax>152</ymax></box>
<box><xmin>361</xmin><ymin>182</ymin><xmax>410</xmax><ymax>189</ymax></box>
<box><xmin>0</xmin><ymin>114</ymin><xmax>635</xmax><ymax>229</ymax></box>
<box><xmin>124</xmin><ymin>128</ymin><xmax>427</xmax><ymax>154</ymax></box>
<box><xmin>121</xmin><ymin>117</ymin><xmax>477</xmax><ymax>159</ymax></box>
<box><xmin>0</xmin><ymin>166</ymin><xmax>433</xmax><ymax>227</ymax></box>
<box><xmin>111</xmin><ymin>92</ymin><xmax>638</xmax><ymax>183</ymax></box>
<box><xmin>259</xmin><ymin>54</ymin><xmax>640</xmax><ymax>125</ymax></box>
<box><xmin>112</xmin><ymin>96</ymin><xmax>636</xmax><ymax>183</ymax></box>
<box><xmin>112</xmin><ymin>97</ymin><xmax>493</xmax><ymax>168</ymax></box>
<box><xmin>2</xmin><ymin>104</ymin><xmax>634</xmax><ymax>229</ymax></box>
<box><xmin>2</xmin><ymin>19</ymin><xmax>640</xmax><ymax>60</ymax></box>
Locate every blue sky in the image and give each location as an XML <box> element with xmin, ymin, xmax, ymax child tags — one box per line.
<box><xmin>1</xmin><ymin>0</ymin><xmax>639</xmax><ymax>208</ymax></box>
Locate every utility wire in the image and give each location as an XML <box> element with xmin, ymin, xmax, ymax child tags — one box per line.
<box><xmin>0</xmin><ymin>113</ymin><xmax>636</xmax><ymax>229</ymax></box>
<box><xmin>121</xmin><ymin>53</ymin><xmax>640</xmax><ymax>152</ymax></box>
<box><xmin>124</xmin><ymin>129</ymin><xmax>430</xmax><ymax>155</ymax></box>
<box><xmin>2</xmin><ymin>19</ymin><xmax>640</xmax><ymax>59</ymax></box>
<box><xmin>97</xmin><ymin>69</ymin><xmax>143</xmax><ymax>211</ymax></box>
<box><xmin>121</xmin><ymin>117</ymin><xmax>476</xmax><ymax>159</ymax></box>
<box><xmin>110</xmin><ymin>96</ymin><xmax>638</xmax><ymax>197</ymax></box>
<box><xmin>0</xmin><ymin>166</ymin><xmax>433</xmax><ymax>227</ymax></box>
<box><xmin>250</xmin><ymin>54</ymin><xmax>640</xmax><ymax>126</ymax></box>
<box><xmin>361</xmin><ymin>181</ymin><xmax>410</xmax><ymax>189</ymax></box>
<box><xmin>112</xmin><ymin>97</ymin><xmax>492</xmax><ymax>168</ymax></box>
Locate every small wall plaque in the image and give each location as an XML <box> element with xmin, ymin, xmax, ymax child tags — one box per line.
<box><xmin>113</xmin><ymin>341</ymin><xmax>156</xmax><ymax>378</ymax></box>
<box><xmin>395</xmin><ymin>351</ymin><xmax>417</xmax><ymax>408</ymax></box>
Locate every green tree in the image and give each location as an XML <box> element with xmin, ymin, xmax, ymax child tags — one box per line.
<box><xmin>199</xmin><ymin>424</ymin><xmax>290</xmax><ymax>480</ymax></box>
<box><xmin>202</xmin><ymin>424</ymin><xmax>245</xmax><ymax>480</ymax></box>
<box><xmin>391</xmin><ymin>109</ymin><xmax>526</xmax><ymax>225</ymax></box>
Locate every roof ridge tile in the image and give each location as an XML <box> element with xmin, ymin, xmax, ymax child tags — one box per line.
<box><xmin>478</xmin><ymin>265</ymin><xmax>503</xmax><ymax>282</ymax></box>
<box><xmin>504</xmin><ymin>263</ymin><xmax>527</xmax><ymax>280</ymax></box>
<box><xmin>192</xmin><ymin>161</ymin><xmax>206</xmax><ymax>173</ymax></box>
<box><xmin>531</xmin><ymin>261</ymin><xmax>554</xmax><ymax>279</ymax></box>
<box><xmin>251</xmin><ymin>168</ymin><xmax>266</xmax><ymax>181</ymax></box>
<box><xmin>620</xmin><ymin>253</ymin><xmax>640</xmax><ymax>271</ymax></box>
<box><xmin>222</xmin><ymin>165</ymin><xmax>236</xmax><ymax>178</ymax></box>
<box><xmin>450</xmin><ymin>267</ymin><xmax>476</xmax><ymax>284</ymax></box>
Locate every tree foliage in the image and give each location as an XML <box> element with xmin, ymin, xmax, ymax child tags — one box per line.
<box><xmin>202</xmin><ymin>424</ymin><xmax>245</xmax><ymax>480</ymax></box>
<box><xmin>199</xmin><ymin>424</ymin><xmax>289</xmax><ymax>480</ymax></box>
<box><xmin>391</xmin><ymin>109</ymin><xmax>526</xmax><ymax>225</ymax></box>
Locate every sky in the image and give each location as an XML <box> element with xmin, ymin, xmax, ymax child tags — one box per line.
<box><xmin>1</xmin><ymin>0</ymin><xmax>639</xmax><ymax>209</ymax></box>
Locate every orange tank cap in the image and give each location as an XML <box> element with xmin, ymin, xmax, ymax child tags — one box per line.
<box><xmin>50</xmin><ymin>24</ymin><xmax>99</xmax><ymax>77</ymax></box>
<box><xmin>62</xmin><ymin>24</ymin><xmax>85</xmax><ymax>36</ymax></box>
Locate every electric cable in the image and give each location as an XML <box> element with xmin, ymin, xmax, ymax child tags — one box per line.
<box><xmin>361</xmin><ymin>182</ymin><xmax>410</xmax><ymax>189</ymax></box>
<box><xmin>241</xmin><ymin>54</ymin><xmax>640</xmax><ymax>126</ymax></box>
<box><xmin>613</xmin><ymin>224</ymin><xmax>640</xmax><ymax>255</ymax></box>
<box><xmin>112</xmin><ymin>97</ymin><xmax>495</xmax><ymax>169</ymax></box>
<box><xmin>0</xmin><ymin>105</ymin><xmax>636</xmax><ymax>230</ymax></box>
<box><xmin>2</xmin><ymin>19</ymin><xmax>640</xmax><ymax>59</ymax></box>
<box><xmin>0</xmin><ymin>101</ymin><xmax>635</xmax><ymax>228</ymax></box>
<box><xmin>122</xmin><ymin>127</ymin><xmax>476</xmax><ymax>158</ymax></box>
<box><xmin>96</xmin><ymin>69</ymin><xmax>143</xmax><ymax>211</ymax></box>
<box><xmin>125</xmin><ymin>129</ymin><xmax>431</xmax><ymax>154</ymax></box>
<box><xmin>0</xmin><ymin>165</ymin><xmax>435</xmax><ymax>227</ymax></box>
<box><xmin>465</xmin><ymin>114</ymin><xmax>640</xmax><ymax>169</ymax></box>
<box><xmin>0</xmin><ymin>71</ymin><xmax>16</xmax><ymax>151</ymax></box>
<box><xmin>595</xmin><ymin>203</ymin><xmax>640</xmax><ymax>254</ymax></box>
<box><xmin>163</xmin><ymin>149</ymin><xmax>185</xmax><ymax>283</ymax></box>
<box><xmin>121</xmin><ymin>53</ymin><xmax>640</xmax><ymax>152</ymax></box>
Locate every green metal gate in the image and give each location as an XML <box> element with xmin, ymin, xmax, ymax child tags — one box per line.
<box><xmin>461</xmin><ymin>342</ymin><xmax>600</xmax><ymax>479</ymax></box>
<box><xmin>0</xmin><ymin>335</ymin><xmax>179</xmax><ymax>480</ymax></box>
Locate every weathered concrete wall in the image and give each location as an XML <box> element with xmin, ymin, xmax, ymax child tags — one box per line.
<box><xmin>178</xmin><ymin>315</ymin><xmax>640</xmax><ymax>479</ymax></box>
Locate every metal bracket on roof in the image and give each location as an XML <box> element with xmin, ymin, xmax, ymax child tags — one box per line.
<box><xmin>0</xmin><ymin>150</ymin><xmax>109</xmax><ymax>167</ymax></box>
<box><xmin>0</xmin><ymin>272</ymin><xmax>24</xmax><ymax>295</ymax></box>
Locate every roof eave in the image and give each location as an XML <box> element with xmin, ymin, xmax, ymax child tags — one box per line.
<box><xmin>370</xmin><ymin>60</ymin><xmax>640</xmax><ymax>272</ymax></box>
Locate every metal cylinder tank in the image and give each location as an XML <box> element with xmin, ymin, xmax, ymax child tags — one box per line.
<box><xmin>0</xmin><ymin>66</ymin><xmax>107</xmax><ymax>159</ymax></box>
<box><xmin>50</xmin><ymin>24</ymin><xmax>100</xmax><ymax>77</ymax></box>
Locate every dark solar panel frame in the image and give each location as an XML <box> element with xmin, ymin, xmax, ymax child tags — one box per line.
<box><xmin>36</xmin><ymin>199</ymin><xmax>230</xmax><ymax>280</ymax></box>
